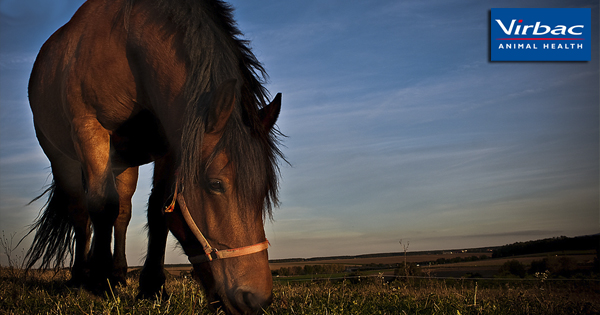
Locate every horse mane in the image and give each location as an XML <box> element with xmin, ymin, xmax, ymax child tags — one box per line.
<box><xmin>128</xmin><ymin>0</ymin><xmax>283</xmax><ymax>216</ymax></box>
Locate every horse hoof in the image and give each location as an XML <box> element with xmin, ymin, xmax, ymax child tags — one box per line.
<box><xmin>136</xmin><ymin>287</ymin><xmax>168</xmax><ymax>300</ymax></box>
<box><xmin>110</xmin><ymin>274</ymin><xmax>128</xmax><ymax>287</ymax></box>
<box><xmin>65</xmin><ymin>278</ymin><xmax>85</xmax><ymax>288</ymax></box>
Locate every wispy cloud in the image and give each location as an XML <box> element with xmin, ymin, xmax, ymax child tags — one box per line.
<box><xmin>0</xmin><ymin>53</ymin><xmax>36</xmax><ymax>70</ymax></box>
<box><xmin>0</xmin><ymin>149</ymin><xmax>47</xmax><ymax>168</ymax></box>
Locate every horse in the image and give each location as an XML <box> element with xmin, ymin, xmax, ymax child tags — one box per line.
<box><xmin>24</xmin><ymin>0</ymin><xmax>283</xmax><ymax>313</ymax></box>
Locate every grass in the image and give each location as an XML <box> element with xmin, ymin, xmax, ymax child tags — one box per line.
<box><xmin>0</xmin><ymin>267</ymin><xmax>206</xmax><ymax>315</ymax></box>
<box><xmin>268</xmin><ymin>277</ymin><xmax>600</xmax><ymax>315</ymax></box>
<box><xmin>1</xmin><ymin>267</ymin><xmax>599</xmax><ymax>314</ymax></box>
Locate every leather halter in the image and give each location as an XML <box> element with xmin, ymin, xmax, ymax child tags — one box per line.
<box><xmin>165</xmin><ymin>185</ymin><xmax>269</xmax><ymax>263</ymax></box>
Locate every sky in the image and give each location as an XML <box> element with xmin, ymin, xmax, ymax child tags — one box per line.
<box><xmin>0</xmin><ymin>0</ymin><xmax>598</xmax><ymax>266</ymax></box>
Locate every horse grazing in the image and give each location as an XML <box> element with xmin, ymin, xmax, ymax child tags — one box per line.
<box><xmin>25</xmin><ymin>0</ymin><xmax>283</xmax><ymax>313</ymax></box>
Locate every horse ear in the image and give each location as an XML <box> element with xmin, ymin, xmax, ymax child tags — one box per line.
<box><xmin>206</xmin><ymin>79</ymin><xmax>237</xmax><ymax>134</ymax></box>
<box><xmin>259</xmin><ymin>93</ymin><xmax>281</xmax><ymax>132</ymax></box>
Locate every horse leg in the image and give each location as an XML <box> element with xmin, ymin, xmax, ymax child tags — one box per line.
<box><xmin>72</xmin><ymin>118</ymin><xmax>119</xmax><ymax>292</ymax></box>
<box><xmin>111</xmin><ymin>166</ymin><xmax>138</xmax><ymax>286</ymax></box>
<box><xmin>34</xmin><ymin>128</ymin><xmax>91</xmax><ymax>286</ymax></box>
<box><xmin>86</xmin><ymin>176</ymin><xmax>119</xmax><ymax>292</ymax></box>
<box><xmin>138</xmin><ymin>156</ymin><xmax>173</xmax><ymax>299</ymax></box>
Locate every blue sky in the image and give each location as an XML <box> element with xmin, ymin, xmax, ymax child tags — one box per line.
<box><xmin>1</xmin><ymin>0</ymin><xmax>598</xmax><ymax>266</ymax></box>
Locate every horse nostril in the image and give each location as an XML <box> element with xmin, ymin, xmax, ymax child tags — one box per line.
<box><xmin>234</xmin><ymin>287</ymin><xmax>272</xmax><ymax>313</ymax></box>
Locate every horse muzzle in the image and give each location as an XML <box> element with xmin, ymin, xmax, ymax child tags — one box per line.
<box><xmin>192</xmin><ymin>260</ymin><xmax>273</xmax><ymax>315</ymax></box>
<box><xmin>232</xmin><ymin>285</ymin><xmax>273</xmax><ymax>314</ymax></box>
<box><xmin>177</xmin><ymin>195</ymin><xmax>273</xmax><ymax>314</ymax></box>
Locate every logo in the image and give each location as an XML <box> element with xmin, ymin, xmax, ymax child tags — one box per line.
<box><xmin>491</xmin><ymin>8</ymin><xmax>591</xmax><ymax>61</ymax></box>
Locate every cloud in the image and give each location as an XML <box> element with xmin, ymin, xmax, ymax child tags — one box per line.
<box><xmin>0</xmin><ymin>53</ymin><xmax>36</xmax><ymax>70</ymax></box>
<box><xmin>0</xmin><ymin>149</ymin><xmax>47</xmax><ymax>168</ymax></box>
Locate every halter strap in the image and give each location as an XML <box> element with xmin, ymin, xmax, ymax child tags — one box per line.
<box><xmin>166</xmin><ymin>186</ymin><xmax>269</xmax><ymax>263</ymax></box>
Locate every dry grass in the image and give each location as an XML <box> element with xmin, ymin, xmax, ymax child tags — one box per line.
<box><xmin>1</xmin><ymin>266</ymin><xmax>599</xmax><ymax>315</ymax></box>
<box><xmin>267</xmin><ymin>277</ymin><xmax>600</xmax><ymax>315</ymax></box>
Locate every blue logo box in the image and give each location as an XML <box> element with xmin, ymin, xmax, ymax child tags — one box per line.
<box><xmin>491</xmin><ymin>8</ymin><xmax>591</xmax><ymax>61</ymax></box>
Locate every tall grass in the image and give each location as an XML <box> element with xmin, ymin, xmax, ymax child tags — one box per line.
<box><xmin>0</xmin><ymin>267</ymin><xmax>208</xmax><ymax>315</ymax></box>
<box><xmin>268</xmin><ymin>277</ymin><xmax>599</xmax><ymax>315</ymax></box>
<box><xmin>2</xmin><ymin>267</ymin><xmax>598</xmax><ymax>315</ymax></box>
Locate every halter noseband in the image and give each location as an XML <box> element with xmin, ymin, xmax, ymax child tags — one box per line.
<box><xmin>165</xmin><ymin>185</ymin><xmax>269</xmax><ymax>264</ymax></box>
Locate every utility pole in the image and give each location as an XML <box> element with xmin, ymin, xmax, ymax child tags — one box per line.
<box><xmin>399</xmin><ymin>239</ymin><xmax>410</xmax><ymax>277</ymax></box>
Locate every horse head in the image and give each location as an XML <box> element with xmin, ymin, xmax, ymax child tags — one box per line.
<box><xmin>166</xmin><ymin>79</ymin><xmax>281</xmax><ymax>314</ymax></box>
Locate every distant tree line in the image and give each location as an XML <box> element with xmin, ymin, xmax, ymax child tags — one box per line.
<box><xmin>492</xmin><ymin>235</ymin><xmax>599</xmax><ymax>258</ymax></box>
<box><xmin>272</xmin><ymin>264</ymin><xmax>346</xmax><ymax>277</ymax></box>
<box><xmin>268</xmin><ymin>248</ymin><xmax>494</xmax><ymax>265</ymax></box>
<box><xmin>432</xmin><ymin>255</ymin><xmax>489</xmax><ymax>265</ymax></box>
<box><xmin>498</xmin><ymin>256</ymin><xmax>582</xmax><ymax>279</ymax></box>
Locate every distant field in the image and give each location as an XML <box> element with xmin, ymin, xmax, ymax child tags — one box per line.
<box><xmin>424</xmin><ymin>251</ymin><xmax>596</xmax><ymax>278</ymax></box>
<box><xmin>268</xmin><ymin>252</ymin><xmax>492</xmax><ymax>269</ymax></box>
<box><xmin>156</xmin><ymin>251</ymin><xmax>496</xmax><ymax>275</ymax></box>
<box><xmin>155</xmin><ymin>250</ymin><xmax>597</xmax><ymax>280</ymax></box>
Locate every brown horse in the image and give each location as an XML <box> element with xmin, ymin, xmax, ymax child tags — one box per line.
<box><xmin>24</xmin><ymin>0</ymin><xmax>283</xmax><ymax>313</ymax></box>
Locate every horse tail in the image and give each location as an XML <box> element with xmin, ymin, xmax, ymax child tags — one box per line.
<box><xmin>23</xmin><ymin>181</ymin><xmax>75</xmax><ymax>271</ymax></box>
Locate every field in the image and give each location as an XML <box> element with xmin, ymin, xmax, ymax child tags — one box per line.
<box><xmin>269</xmin><ymin>250</ymin><xmax>596</xmax><ymax>275</ymax></box>
<box><xmin>1</xmin><ymin>250</ymin><xmax>599</xmax><ymax>314</ymax></box>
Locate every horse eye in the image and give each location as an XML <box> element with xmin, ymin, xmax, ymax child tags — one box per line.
<box><xmin>208</xmin><ymin>179</ymin><xmax>225</xmax><ymax>193</ymax></box>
